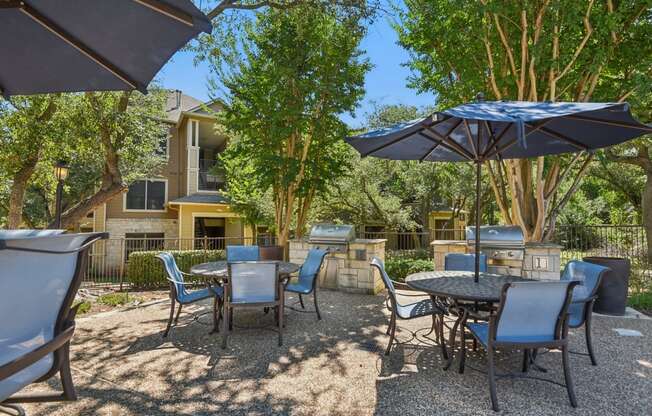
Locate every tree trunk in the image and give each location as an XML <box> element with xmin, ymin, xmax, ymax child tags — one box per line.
<box><xmin>6</xmin><ymin>159</ymin><xmax>38</xmax><ymax>229</ymax></box>
<box><xmin>642</xmin><ymin>173</ymin><xmax>652</xmax><ymax>263</ymax></box>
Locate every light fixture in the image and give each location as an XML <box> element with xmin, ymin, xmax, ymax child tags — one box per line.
<box><xmin>54</xmin><ymin>160</ymin><xmax>69</xmax><ymax>181</ymax></box>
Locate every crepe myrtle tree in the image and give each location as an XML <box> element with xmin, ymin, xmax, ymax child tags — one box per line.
<box><xmin>397</xmin><ymin>0</ymin><xmax>652</xmax><ymax>242</ymax></box>
<box><xmin>215</xmin><ymin>6</ymin><xmax>370</xmax><ymax>246</ymax></box>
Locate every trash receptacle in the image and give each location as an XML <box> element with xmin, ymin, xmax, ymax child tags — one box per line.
<box><xmin>582</xmin><ymin>256</ymin><xmax>630</xmax><ymax>316</ymax></box>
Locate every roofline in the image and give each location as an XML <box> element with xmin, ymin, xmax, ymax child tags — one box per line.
<box><xmin>167</xmin><ymin>201</ymin><xmax>231</xmax><ymax>206</ymax></box>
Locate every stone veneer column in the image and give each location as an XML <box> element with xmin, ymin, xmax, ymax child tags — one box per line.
<box><xmin>289</xmin><ymin>239</ymin><xmax>386</xmax><ymax>295</ymax></box>
<box><xmin>522</xmin><ymin>242</ymin><xmax>562</xmax><ymax>280</ymax></box>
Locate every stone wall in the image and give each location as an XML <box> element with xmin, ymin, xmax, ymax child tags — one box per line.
<box><xmin>104</xmin><ymin>218</ymin><xmax>179</xmax><ymax>267</ymax></box>
<box><xmin>289</xmin><ymin>239</ymin><xmax>386</xmax><ymax>295</ymax></box>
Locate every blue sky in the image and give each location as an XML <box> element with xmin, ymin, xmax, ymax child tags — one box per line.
<box><xmin>156</xmin><ymin>11</ymin><xmax>436</xmax><ymax>129</ymax></box>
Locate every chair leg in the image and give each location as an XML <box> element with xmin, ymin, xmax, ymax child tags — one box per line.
<box><xmin>522</xmin><ymin>349</ymin><xmax>530</xmax><ymax>373</ymax></box>
<box><xmin>163</xmin><ymin>299</ymin><xmax>175</xmax><ymax>337</ymax></box>
<box><xmin>385</xmin><ymin>313</ymin><xmax>397</xmax><ymax>356</ymax></box>
<box><xmin>585</xmin><ymin>316</ymin><xmax>597</xmax><ymax>366</ymax></box>
<box><xmin>313</xmin><ymin>288</ymin><xmax>321</xmax><ymax>320</ymax></box>
<box><xmin>458</xmin><ymin>326</ymin><xmax>467</xmax><ymax>374</ymax></box>
<box><xmin>174</xmin><ymin>303</ymin><xmax>183</xmax><ymax>325</ymax></box>
<box><xmin>221</xmin><ymin>304</ymin><xmax>229</xmax><ymax>349</ymax></box>
<box><xmin>278</xmin><ymin>303</ymin><xmax>284</xmax><ymax>346</ymax></box>
<box><xmin>229</xmin><ymin>307</ymin><xmax>233</xmax><ymax>331</ymax></box>
<box><xmin>211</xmin><ymin>296</ymin><xmax>219</xmax><ymax>333</ymax></box>
<box><xmin>59</xmin><ymin>344</ymin><xmax>77</xmax><ymax>401</ymax></box>
<box><xmin>562</xmin><ymin>344</ymin><xmax>578</xmax><ymax>407</ymax></box>
<box><xmin>425</xmin><ymin>314</ymin><xmax>437</xmax><ymax>337</ymax></box>
<box><xmin>386</xmin><ymin>313</ymin><xmax>396</xmax><ymax>335</ymax></box>
<box><xmin>298</xmin><ymin>293</ymin><xmax>305</xmax><ymax>309</ymax></box>
<box><xmin>487</xmin><ymin>346</ymin><xmax>499</xmax><ymax>412</ymax></box>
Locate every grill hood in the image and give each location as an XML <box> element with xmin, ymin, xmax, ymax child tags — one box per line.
<box><xmin>308</xmin><ymin>224</ymin><xmax>356</xmax><ymax>244</ymax></box>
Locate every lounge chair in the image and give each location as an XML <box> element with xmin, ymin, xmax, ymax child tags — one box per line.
<box><xmin>0</xmin><ymin>231</ymin><xmax>107</xmax><ymax>411</ymax></box>
<box><xmin>461</xmin><ymin>280</ymin><xmax>579</xmax><ymax>411</ymax></box>
<box><xmin>370</xmin><ymin>257</ymin><xmax>447</xmax><ymax>357</ymax></box>
<box><xmin>226</xmin><ymin>245</ymin><xmax>259</xmax><ymax>262</ymax></box>
<box><xmin>156</xmin><ymin>252</ymin><xmax>223</xmax><ymax>337</ymax></box>
<box><xmin>560</xmin><ymin>260</ymin><xmax>609</xmax><ymax>365</ymax></box>
<box><xmin>285</xmin><ymin>248</ymin><xmax>328</xmax><ymax>320</ymax></box>
<box><xmin>444</xmin><ymin>253</ymin><xmax>487</xmax><ymax>272</ymax></box>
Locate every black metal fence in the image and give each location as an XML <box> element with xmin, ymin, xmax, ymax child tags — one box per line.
<box><xmin>84</xmin><ymin>225</ymin><xmax>651</xmax><ymax>292</ymax></box>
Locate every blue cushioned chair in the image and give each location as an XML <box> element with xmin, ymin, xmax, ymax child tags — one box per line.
<box><xmin>223</xmin><ymin>262</ymin><xmax>283</xmax><ymax>348</ymax></box>
<box><xmin>561</xmin><ymin>260</ymin><xmax>609</xmax><ymax>365</ymax></box>
<box><xmin>285</xmin><ymin>248</ymin><xmax>328</xmax><ymax>320</ymax></box>
<box><xmin>156</xmin><ymin>252</ymin><xmax>223</xmax><ymax>337</ymax></box>
<box><xmin>370</xmin><ymin>257</ymin><xmax>447</xmax><ymax>357</ymax></box>
<box><xmin>461</xmin><ymin>281</ymin><xmax>579</xmax><ymax>412</ymax></box>
<box><xmin>226</xmin><ymin>245</ymin><xmax>260</xmax><ymax>262</ymax></box>
<box><xmin>0</xmin><ymin>231</ymin><xmax>107</xmax><ymax>412</ymax></box>
<box><xmin>445</xmin><ymin>253</ymin><xmax>487</xmax><ymax>272</ymax></box>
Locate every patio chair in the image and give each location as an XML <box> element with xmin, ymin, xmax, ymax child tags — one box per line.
<box><xmin>461</xmin><ymin>280</ymin><xmax>579</xmax><ymax>412</ymax></box>
<box><xmin>222</xmin><ymin>262</ymin><xmax>283</xmax><ymax>348</ymax></box>
<box><xmin>285</xmin><ymin>248</ymin><xmax>328</xmax><ymax>320</ymax></box>
<box><xmin>156</xmin><ymin>252</ymin><xmax>223</xmax><ymax>337</ymax></box>
<box><xmin>370</xmin><ymin>257</ymin><xmax>447</xmax><ymax>357</ymax></box>
<box><xmin>560</xmin><ymin>260</ymin><xmax>609</xmax><ymax>365</ymax></box>
<box><xmin>444</xmin><ymin>253</ymin><xmax>487</xmax><ymax>272</ymax></box>
<box><xmin>0</xmin><ymin>231</ymin><xmax>107</xmax><ymax>411</ymax></box>
<box><xmin>226</xmin><ymin>245</ymin><xmax>260</xmax><ymax>262</ymax></box>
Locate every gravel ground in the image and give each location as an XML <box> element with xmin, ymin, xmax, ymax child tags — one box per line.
<box><xmin>19</xmin><ymin>290</ymin><xmax>652</xmax><ymax>415</ymax></box>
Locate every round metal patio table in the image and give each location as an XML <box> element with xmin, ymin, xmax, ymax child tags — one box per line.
<box><xmin>405</xmin><ymin>271</ymin><xmax>530</xmax><ymax>370</ymax></box>
<box><xmin>190</xmin><ymin>260</ymin><xmax>300</xmax><ymax>279</ymax></box>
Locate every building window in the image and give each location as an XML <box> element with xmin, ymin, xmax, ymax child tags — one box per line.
<box><xmin>124</xmin><ymin>232</ymin><xmax>165</xmax><ymax>259</ymax></box>
<box><xmin>124</xmin><ymin>179</ymin><xmax>167</xmax><ymax>211</ymax></box>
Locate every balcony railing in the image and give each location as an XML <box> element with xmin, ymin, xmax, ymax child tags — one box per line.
<box><xmin>199</xmin><ymin>158</ymin><xmax>225</xmax><ymax>191</ymax></box>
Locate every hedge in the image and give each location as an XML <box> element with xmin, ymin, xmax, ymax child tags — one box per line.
<box><xmin>385</xmin><ymin>257</ymin><xmax>434</xmax><ymax>282</ymax></box>
<box><xmin>126</xmin><ymin>250</ymin><xmax>225</xmax><ymax>288</ymax></box>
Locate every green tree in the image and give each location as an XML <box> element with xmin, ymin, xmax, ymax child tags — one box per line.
<box><xmin>215</xmin><ymin>6</ymin><xmax>370</xmax><ymax>246</ymax></box>
<box><xmin>396</xmin><ymin>0</ymin><xmax>652</xmax><ymax>241</ymax></box>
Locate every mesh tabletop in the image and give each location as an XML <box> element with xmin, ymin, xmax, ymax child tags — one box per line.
<box><xmin>191</xmin><ymin>261</ymin><xmax>300</xmax><ymax>277</ymax></box>
<box><xmin>405</xmin><ymin>271</ymin><xmax>530</xmax><ymax>302</ymax></box>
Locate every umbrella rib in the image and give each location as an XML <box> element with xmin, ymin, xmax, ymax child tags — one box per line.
<box><xmin>424</xmin><ymin>124</ymin><xmax>475</xmax><ymax>160</ymax></box>
<box><xmin>528</xmin><ymin>124</ymin><xmax>588</xmax><ymax>150</ymax></box>
<box><xmin>132</xmin><ymin>0</ymin><xmax>195</xmax><ymax>27</ymax></box>
<box><xmin>18</xmin><ymin>3</ymin><xmax>145</xmax><ymax>93</ymax></box>
<box><xmin>420</xmin><ymin>119</ymin><xmax>463</xmax><ymax>162</ymax></box>
<box><xmin>562</xmin><ymin>114</ymin><xmax>652</xmax><ymax>132</ymax></box>
<box><xmin>462</xmin><ymin>120</ymin><xmax>477</xmax><ymax>158</ymax></box>
<box><xmin>481</xmin><ymin>122</ymin><xmax>512</xmax><ymax>159</ymax></box>
<box><xmin>360</xmin><ymin>117</ymin><xmax>447</xmax><ymax>157</ymax></box>
<box><xmin>484</xmin><ymin>137</ymin><xmax>520</xmax><ymax>159</ymax></box>
<box><xmin>417</xmin><ymin>132</ymin><xmax>473</xmax><ymax>161</ymax></box>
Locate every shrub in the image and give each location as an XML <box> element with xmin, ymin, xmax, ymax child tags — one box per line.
<box><xmin>74</xmin><ymin>301</ymin><xmax>91</xmax><ymax>315</ymax></box>
<box><xmin>386</xmin><ymin>248</ymin><xmax>431</xmax><ymax>260</ymax></box>
<box><xmin>97</xmin><ymin>292</ymin><xmax>143</xmax><ymax>307</ymax></box>
<box><xmin>385</xmin><ymin>257</ymin><xmax>434</xmax><ymax>282</ymax></box>
<box><xmin>126</xmin><ymin>249</ymin><xmax>225</xmax><ymax>288</ymax></box>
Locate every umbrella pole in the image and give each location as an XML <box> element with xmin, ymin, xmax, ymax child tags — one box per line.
<box><xmin>474</xmin><ymin>161</ymin><xmax>481</xmax><ymax>283</ymax></box>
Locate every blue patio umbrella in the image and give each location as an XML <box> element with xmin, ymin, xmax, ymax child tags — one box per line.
<box><xmin>346</xmin><ymin>101</ymin><xmax>652</xmax><ymax>281</ymax></box>
<box><xmin>0</xmin><ymin>0</ymin><xmax>212</xmax><ymax>97</ymax></box>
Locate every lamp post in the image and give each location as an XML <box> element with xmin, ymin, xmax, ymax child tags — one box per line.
<box><xmin>53</xmin><ymin>160</ymin><xmax>69</xmax><ymax>229</ymax></box>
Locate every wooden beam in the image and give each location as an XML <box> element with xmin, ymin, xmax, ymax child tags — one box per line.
<box><xmin>417</xmin><ymin>131</ymin><xmax>474</xmax><ymax>161</ymax></box>
<box><xmin>481</xmin><ymin>122</ymin><xmax>513</xmax><ymax>158</ymax></box>
<box><xmin>0</xmin><ymin>1</ymin><xmax>22</xmax><ymax>8</ymax></box>
<box><xmin>462</xmin><ymin>120</ymin><xmax>477</xmax><ymax>158</ymax></box>
<box><xmin>132</xmin><ymin>0</ymin><xmax>195</xmax><ymax>27</ymax></box>
<box><xmin>18</xmin><ymin>2</ymin><xmax>145</xmax><ymax>92</ymax></box>
<box><xmin>424</xmin><ymin>124</ymin><xmax>476</xmax><ymax>161</ymax></box>
<box><xmin>484</xmin><ymin>137</ymin><xmax>520</xmax><ymax>160</ymax></box>
<box><xmin>563</xmin><ymin>114</ymin><xmax>652</xmax><ymax>132</ymax></box>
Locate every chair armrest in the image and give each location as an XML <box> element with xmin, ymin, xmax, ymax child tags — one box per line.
<box><xmin>0</xmin><ymin>324</ymin><xmax>75</xmax><ymax>381</ymax></box>
<box><xmin>571</xmin><ymin>295</ymin><xmax>598</xmax><ymax>304</ymax></box>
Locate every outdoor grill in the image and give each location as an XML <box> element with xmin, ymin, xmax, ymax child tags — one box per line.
<box><xmin>466</xmin><ymin>225</ymin><xmax>525</xmax><ymax>275</ymax></box>
<box><xmin>308</xmin><ymin>224</ymin><xmax>356</xmax><ymax>253</ymax></box>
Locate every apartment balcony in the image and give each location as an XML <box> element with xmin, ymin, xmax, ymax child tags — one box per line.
<box><xmin>198</xmin><ymin>159</ymin><xmax>225</xmax><ymax>191</ymax></box>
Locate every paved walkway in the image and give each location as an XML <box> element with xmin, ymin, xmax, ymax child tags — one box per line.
<box><xmin>21</xmin><ymin>290</ymin><xmax>652</xmax><ymax>415</ymax></box>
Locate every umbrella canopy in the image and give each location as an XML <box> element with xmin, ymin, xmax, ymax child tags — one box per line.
<box><xmin>347</xmin><ymin>101</ymin><xmax>651</xmax><ymax>162</ymax></box>
<box><xmin>346</xmin><ymin>101</ymin><xmax>652</xmax><ymax>281</ymax></box>
<box><xmin>0</xmin><ymin>0</ymin><xmax>212</xmax><ymax>97</ymax></box>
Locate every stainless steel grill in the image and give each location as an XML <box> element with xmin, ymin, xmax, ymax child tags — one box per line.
<box><xmin>308</xmin><ymin>224</ymin><xmax>355</xmax><ymax>253</ymax></box>
<box><xmin>466</xmin><ymin>225</ymin><xmax>525</xmax><ymax>261</ymax></box>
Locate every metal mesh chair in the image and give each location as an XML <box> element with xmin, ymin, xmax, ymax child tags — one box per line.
<box><xmin>226</xmin><ymin>245</ymin><xmax>260</xmax><ymax>262</ymax></box>
<box><xmin>370</xmin><ymin>257</ymin><xmax>447</xmax><ymax>357</ymax></box>
<box><xmin>561</xmin><ymin>260</ymin><xmax>609</xmax><ymax>365</ymax></box>
<box><xmin>285</xmin><ymin>248</ymin><xmax>328</xmax><ymax>320</ymax></box>
<box><xmin>445</xmin><ymin>253</ymin><xmax>487</xmax><ymax>272</ymax></box>
<box><xmin>156</xmin><ymin>252</ymin><xmax>223</xmax><ymax>337</ymax></box>
<box><xmin>462</xmin><ymin>281</ymin><xmax>579</xmax><ymax>412</ymax></box>
<box><xmin>0</xmin><ymin>231</ymin><xmax>107</xmax><ymax>410</ymax></box>
<box><xmin>223</xmin><ymin>262</ymin><xmax>283</xmax><ymax>348</ymax></box>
